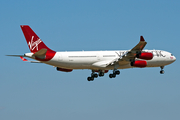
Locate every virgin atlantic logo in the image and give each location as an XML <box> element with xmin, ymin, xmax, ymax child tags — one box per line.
<box><xmin>28</xmin><ymin>36</ymin><xmax>42</xmax><ymax>51</ymax></box>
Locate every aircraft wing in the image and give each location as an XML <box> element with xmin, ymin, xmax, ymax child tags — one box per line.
<box><xmin>107</xmin><ymin>36</ymin><xmax>147</xmax><ymax>66</ymax></box>
<box><xmin>120</xmin><ymin>36</ymin><xmax>146</xmax><ymax>61</ymax></box>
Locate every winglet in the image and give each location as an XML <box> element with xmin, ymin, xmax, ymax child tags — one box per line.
<box><xmin>140</xmin><ymin>36</ymin><xmax>145</xmax><ymax>41</ymax></box>
<box><xmin>131</xmin><ymin>36</ymin><xmax>147</xmax><ymax>51</ymax></box>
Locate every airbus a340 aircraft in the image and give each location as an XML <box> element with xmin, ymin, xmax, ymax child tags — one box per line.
<box><xmin>7</xmin><ymin>25</ymin><xmax>176</xmax><ymax>81</ymax></box>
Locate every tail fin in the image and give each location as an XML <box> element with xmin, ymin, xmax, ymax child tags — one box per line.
<box><xmin>20</xmin><ymin>25</ymin><xmax>55</xmax><ymax>53</ymax></box>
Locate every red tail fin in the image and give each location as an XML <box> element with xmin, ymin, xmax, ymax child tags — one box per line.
<box><xmin>20</xmin><ymin>25</ymin><xmax>55</xmax><ymax>53</ymax></box>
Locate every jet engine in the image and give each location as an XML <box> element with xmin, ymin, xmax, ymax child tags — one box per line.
<box><xmin>136</xmin><ymin>52</ymin><xmax>153</xmax><ymax>60</ymax></box>
<box><xmin>131</xmin><ymin>60</ymin><xmax>147</xmax><ymax>68</ymax></box>
<box><xmin>56</xmin><ymin>67</ymin><xmax>73</xmax><ymax>72</ymax></box>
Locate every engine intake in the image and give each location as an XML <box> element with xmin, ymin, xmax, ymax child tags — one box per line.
<box><xmin>131</xmin><ymin>60</ymin><xmax>147</xmax><ymax>68</ymax></box>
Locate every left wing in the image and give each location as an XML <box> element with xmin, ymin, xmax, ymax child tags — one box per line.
<box><xmin>119</xmin><ymin>36</ymin><xmax>146</xmax><ymax>61</ymax></box>
<box><xmin>108</xmin><ymin>36</ymin><xmax>147</xmax><ymax>66</ymax></box>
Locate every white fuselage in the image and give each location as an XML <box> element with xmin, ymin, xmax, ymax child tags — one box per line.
<box><xmin>33</xmin><ymin>49</ymin><xmax>176</xmax><ymax>70</ymax></box>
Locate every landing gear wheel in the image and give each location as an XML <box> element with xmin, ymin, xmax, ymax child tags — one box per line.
<box><xmin>115</xmin><ymin>70</ymin><xmax>120</xmax><ymax>75</ymax></box>
<box><xmin>99</xmin><ymin>72</ymin><xmax>104</xmax><ymax>77</ymax></box>
<box><xmin>93</xmin><ymin>73</ymin><xmax>98</xmax><ymax>78</ymax></box>
<box><xmin>109</xmin><ymin>73</ymin><xmax>116</xmax><ymax>78</ymax></box>
<box><xmin>87</xmin><ymin>77</ymin><xmax>94</xmax><ymax>81</ymax></box>
<box><xmin>87</xmin><ymin>77</ymin><xmax>91</xmax><ymax>81</ymax></box>
<box><xmin>160</xmin><ymin>70</ymin><xmax>164</xmax><ymax>74</ymax></box>
<box><xmin>109</xmin><ymin>74</ymin><xmax>113</xmax><ymax>78</ymax></box>
<box><xmin>90</xmin><ymin>77</ymin><xmax>94</xmax><ymax>81</ymax></box>
<box><xmin>112</xmin><ymin>73</ymin><xmax>116</xmax><ymax>78</ymax></box>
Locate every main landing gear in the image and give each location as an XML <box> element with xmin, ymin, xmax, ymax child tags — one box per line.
<box><xmin>87</xmin><ymin>70</ymin><xmax>121</xmax><ymax>81</ymax></box>
<box><xmin>87</xmin><ymin>66</ymin><xmax>166</xmax><ymax>81</ymax></box>
<box><xmin>87</xmin><ymin>70</ymin><xmax>104</xmax><ymax>81</ymax></box>
<box><xmin>160</xmin><ymin>66</ymin><xmax>165</xmax><ymax>74</ymax></box>
<box><xmin>109</xmin><ymin>70</ymin><xmax>120</xmax><ymax>78</ymax></box>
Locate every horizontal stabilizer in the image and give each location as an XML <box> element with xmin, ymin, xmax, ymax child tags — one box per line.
<box><xmin>6</xmin><ymin>55</ymin><xmax>25</xmax><ymax>57</ymax></box>
<box><xmin>6</xmin><ymin>55</ymin><xmax>41</xmax><ymax>63</ymax></box>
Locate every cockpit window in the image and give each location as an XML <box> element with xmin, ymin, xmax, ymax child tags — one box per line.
<box><xmin>171</xmin><ymin>54</ymin><xmax>174</xmax><ymax>56</ymax></box>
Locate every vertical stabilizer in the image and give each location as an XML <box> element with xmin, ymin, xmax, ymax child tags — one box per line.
<box><xmin>21</xmin><ymin>25</ymin><xmax>56</xmax><ymax>61</ymax></box>
<box><xmin>20</xmin><ymin>25</ymin><xmax>55</xmax><ymax>53</ymax></box>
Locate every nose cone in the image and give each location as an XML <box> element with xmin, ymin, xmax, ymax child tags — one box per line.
<box><xmin>173</xmin><ymin>56</ymin><xmax>176</xmax><ymax>61</ymax></box>
<box><xmin>170</xmin><ymin>55</ymin><xmax>176</xmax><ymax>62</ymax></box>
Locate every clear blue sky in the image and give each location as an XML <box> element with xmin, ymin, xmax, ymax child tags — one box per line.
<box><xmin>0</xmin><ymin>0</ymin><xmax>180</xmax><ymax>120</ymax></box>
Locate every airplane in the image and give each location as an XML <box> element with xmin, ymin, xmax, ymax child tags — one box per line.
<box><xmin>7</xmin><ymin>25</ymin><xmax>176</xmax><ymax>81</ymax></box>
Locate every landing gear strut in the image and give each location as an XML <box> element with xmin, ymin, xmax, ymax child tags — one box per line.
<box><xmin>160</xmin><ymin>66</ymin><xmax>165</xmax><ymax>74</ymax></box>
<box><xmin>109</xmin><ymin>70</ymin><xmax>120</xmax><ymax>78</ymax></box>
<box><xmin>99</xmin><ymin>71</ymin><xmax>104</xmax><ymax>77</ymax></box>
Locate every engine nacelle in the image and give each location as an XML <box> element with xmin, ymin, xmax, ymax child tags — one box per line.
<box><xmin>137</xmin><ymin>52</ymin><xmax>153</xmax><ymax>60</ymax></box>
<box><xmin>131</xmin><ymin>60</ymin><xmax>147</xmax><ymax>68</ymax></box>
<box><xmin>56</xmin><ymin>67</ymin><xmax>73</xmax><ymax>72</ymax></box>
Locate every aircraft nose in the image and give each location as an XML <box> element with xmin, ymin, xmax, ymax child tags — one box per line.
<box><xmin>173</xmin><ymin>56</ymin><xmax>176</xmax><ymax>61</ymax></box>
<box><xmin>171</xmin><ymin>55</ymin><xmax>176</xmax><ymax>62</ymax></box>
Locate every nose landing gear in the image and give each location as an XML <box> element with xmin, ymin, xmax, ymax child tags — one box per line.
<box><xmin>160</xmin><ymin>66</ymin><xmax>165</xmax><ymax>74</ymax></box>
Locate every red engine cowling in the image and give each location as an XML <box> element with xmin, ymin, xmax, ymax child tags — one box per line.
<box><xmin>131</xmin><ymin>60</ymin><xmax>147</xmax><ymax>68</ymax></box>
<box><xmin>56</xmin><ymin>67</ymin><xmax>73</xmax><ymax>72</ymax></box>
<box><xmin>137</xmin><ymin>52</ymin><xmax>153</xmax><ymax>60</ymax></box>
